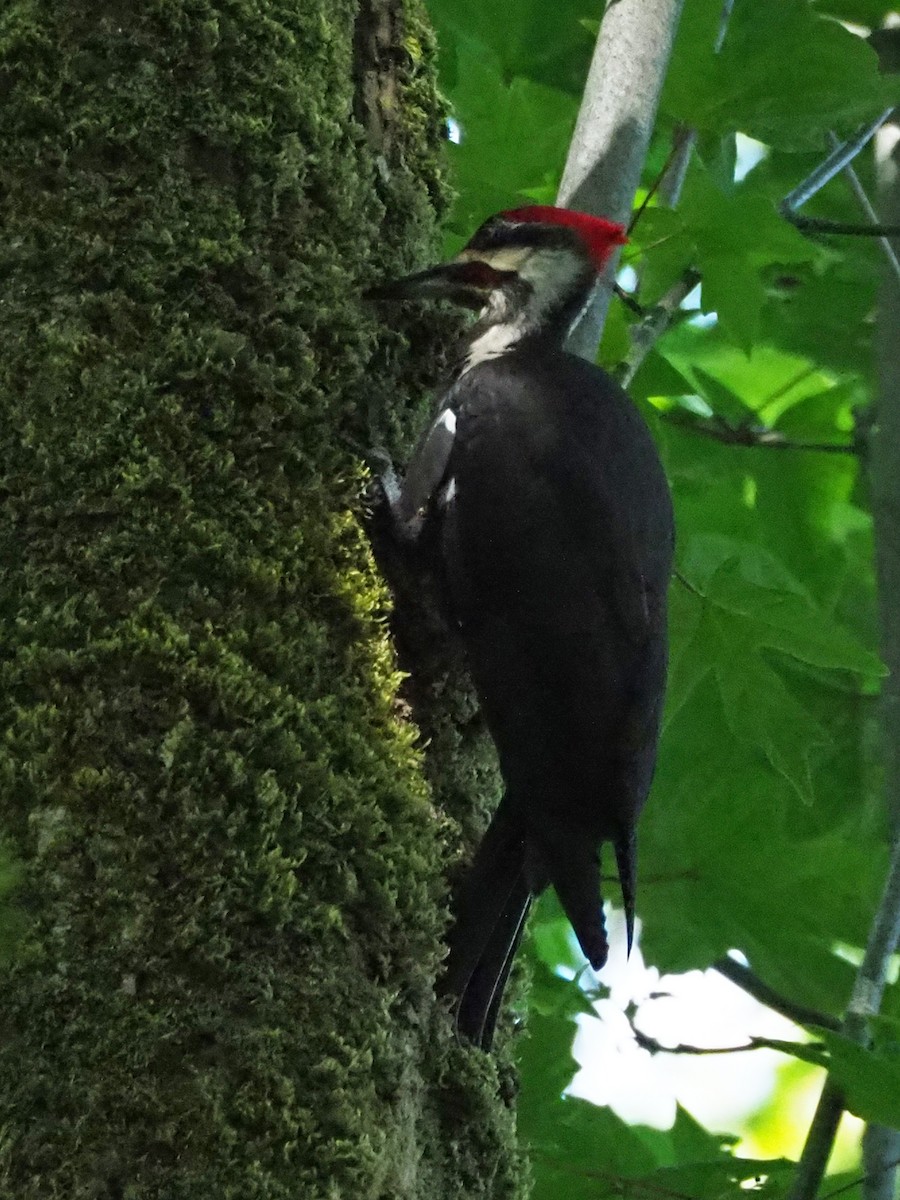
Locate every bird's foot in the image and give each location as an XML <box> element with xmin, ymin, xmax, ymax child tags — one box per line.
<box><xmin>364</xmin><ymin>446</ymin><xmax>401</xmax><ymax>510</ymax></box>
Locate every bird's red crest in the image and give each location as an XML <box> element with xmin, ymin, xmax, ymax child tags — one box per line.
<box><xmin>502</xmin><ymin>205</ymin><xmax>628</xmax><ymax>269</ymax></box>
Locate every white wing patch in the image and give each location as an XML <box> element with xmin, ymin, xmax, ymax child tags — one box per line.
<box><xmin>441</xmin><ymin>476</ymin><xmax>457</xmax><ymax>507</ymax></box>
<box><xmin>438</xmin><ymin>407</ymin><xmax>457</xmax><ymax>434</ymax></box>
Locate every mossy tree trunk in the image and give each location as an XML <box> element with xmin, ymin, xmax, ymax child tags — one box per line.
<box><xmin>0</xmin><ymin>2</ymin><xmax>524</xmax><ymax>1196</ymax></box>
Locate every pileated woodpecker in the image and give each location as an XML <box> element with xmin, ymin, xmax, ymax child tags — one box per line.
<box><xmin>368</xmin><ymin>205</ymin><xmax>674</xmax><ymax>1047</ymax></box>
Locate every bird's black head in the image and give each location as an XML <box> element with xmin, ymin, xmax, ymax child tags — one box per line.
<box><xmin>464</xmin><ymin>207</ymin><xmax>625</xmax><ymax>269</ymax></box>
<box><xmin>367</xmin><ymin>206</ymin><xmax>627</xmax><ymax>321</ymax></box>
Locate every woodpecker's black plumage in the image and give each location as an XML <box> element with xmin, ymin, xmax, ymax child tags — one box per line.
<box><xmin>368</xmin><ymin>207</ymin><xmax>674</xmax><ymax>1048</ymax></box>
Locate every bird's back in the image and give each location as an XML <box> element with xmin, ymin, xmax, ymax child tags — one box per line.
<box><xmin>442</xmin><ymin>342</ymin><xmax>673</xmax><ymax>857</ymax></box>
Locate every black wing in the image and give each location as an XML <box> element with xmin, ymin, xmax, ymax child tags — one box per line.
<box><xmin>440</xmin><ymin>345</ymin><xmax>673</xmax><ymax>1024</ymax></box>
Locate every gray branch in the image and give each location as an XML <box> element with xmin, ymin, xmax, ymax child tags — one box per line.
<box><xmin>621</xmin><ymin>273</ymin><xmax>697</xmax><ymax>386</ymax></box>
<box><xmin>780</xmin><ymin>110</ymin><xmax>895</xmax><ymax>216</ymax></box>
<box><xmin>828</xmin><ymin>131</ymin><xmax>900</xmax><ymax>287</ymax></box>
<box><xmin>713</xmin><ymin>957</ymin><xmax>840</xmax><ymax>1032</ymax></box>
<box><xmin>659</xmin><ymin>409</ymin><xmax>856</xmax><ymax>455</ymax></box>
<box><xmin>862</xmin><ymin>1127</ymin><xmax>900</xmax><ymax>1200</ymax></box>
<box><xmin>860</xmin><ymin>100</ymin><xmax>900</xmax><ymax>1200</ymax></box>
<box><xmin>656</xmin><ymin>0</ymin><xmax>733</xmax><ymax>209</ymax></box>
<box><xmin>621</xmin><ymin>0</ymin><xmax>734</xmax><ymax>382</ymax></box>
<box><xmin>786</xmin><ymin>100</ymin><xmax>900</xmax><ymax>1200</ymax></box>
<box><xmin>556</xmin><ymin>0</ymin><xmax>685</xmax><ymax>360</ymax></box>
<box><xmin>787</xmin><ymin>841</ymin><xmax>900</xmax><ymax>1200</ymax></box>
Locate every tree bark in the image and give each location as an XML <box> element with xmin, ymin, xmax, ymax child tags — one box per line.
<box><xmin>0</xmin><ymin>2</ymin><xmax>524</xmax><ymax>1196</ymax></box>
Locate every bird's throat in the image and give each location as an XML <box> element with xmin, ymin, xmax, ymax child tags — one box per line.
<box><xmin>461</xmin><ymin>318</ymin><xmax>528</xmax><ymax>375</ymax></box>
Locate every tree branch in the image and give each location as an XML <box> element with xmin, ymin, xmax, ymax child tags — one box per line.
<box><xmin>713</xmin><ymin>957</ymin><xmax>841</xmax><ymax>1033</ymax></box>
<box><xmin>780</xmin><ymin>108</ymin><xmax>900</xmax><ymax>238</ymax></box>
<box><xmin>629</xmin><ymin>1019</ymin><xmax>821</xmax><ymax>1059</ymax></box>
<box><xmin>861</xmin><ymin>1128</ymin><xmax>900</xmax><ymax>1200</ymax></box>
<box><xmin>556</xmin><ymin>0</ymin><xmax>685</xmax><ymax>360</ymax></box>
<box><xmin>787</xmin><ymin>785</ymin><xmax>900</xmax><ymax>1200</ymax></box>
<box><xmin>657</xmin><ymin>124</ymin><xmax>697</xmax><ymax>212</ymax></box>
<box><xmin>808</xmin><ymin>101</ymin><xmax>900</xmax><ymax>1200</ymax></box>
<box><xmin>656</xmin><ymin>0</ymin><xmax>733</xmax><ymax>209</ymax></box>
<box><xmin>659</xmin><ymin>409</ymin><xmax>857</xmax><ymax>455</ymax></box>
<box><xmin>821</xmin><ymin>1158</ymin><xmax>900</xmax><ymax>1200</ymax></box>
<box><xmin>621</xmin><ymin>271</ymin><xmax>699</xmax><ymax>386</ymax></box>
<box><xmin>827</xmin><ymin>130</ymin><xmax>900</xmax><ymax>287</ymax></box>
<box><xmin>621</xmin><ymin>0</ymin><xmax>734</xmax><ymax>381</ymax></box>
<box><xmin>837</xmin><ymin>74</ymin><xmax>900</xmax><ymax>1200</ymax></box>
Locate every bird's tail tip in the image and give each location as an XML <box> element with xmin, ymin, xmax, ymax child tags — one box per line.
<box><xmin>614</xmin><ymin>831</ymin><xmax>637</xmax><ymax>958</ymax></box>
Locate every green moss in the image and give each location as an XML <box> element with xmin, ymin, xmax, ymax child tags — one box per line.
<box><xmin>0</xmin><ymin>0</ymin><xmax>525</xmax><ymax>1196</ymax></box>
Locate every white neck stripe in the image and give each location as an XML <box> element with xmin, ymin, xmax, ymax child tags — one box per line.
<box><xmin>461</xmin><ymin>320</ymin><xmax>525</xmax><ymax>375</ymax></box>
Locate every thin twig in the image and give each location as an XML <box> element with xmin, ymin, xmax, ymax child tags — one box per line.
<box><xmin>781</xmin><ymin>109</ymin><xmax>900</xmax><ymax>236</ymax></box>
<box><xmin>632</xmin><ymin>137</ymin><xmax>686</xmax><ymax>232</ymax></box>
<box><xmin>621</xmin><ymin>271</ymin><xmax>699</xmax><ymax>386</ymax></box>
<box><xmin>657</xmin><ymin>1</ymin><xmax>734</xmax><ymax>210</ymax></box>
<box><xmin>857</xmin><ymin>91</ymin><xmax>900</xmax><ymax>1200</ymax></box>
<box><xmin>789</xmin><ymin>1084</ymin><xmax>853</xmax><ymax>1200</ymax></box>
<box><xmin>759</xmin><ymin>366</ymin><xmax>818</xmax><ymax>412</ymax></box>
<box><xmin>783</xmin><ymin>214</ymin><xmax>900</xmax><ymax>238</ymax></box>
<box><xmin>630</xmin><ymin>1022</ymin><xmax>819</xmax><ymax>1058</ymax></box>
<box><xmin>828</xmin><ymin>130</ymin><xmax>900</xmax><ymax>287</ymax></box>
<box><xmin>614</xmin><ymin>283</ymin><xmax>648</xmax><ymax>316</ymax></box>
<box><xmin>656</xmin><ymin>124</ymin><xmax>697</xmax><ymax>212</ymax></box>
<box><xmin>787</xmin><ymin>115</ymin><xmax>900</xmax><ymax>1191</ymax></box>
<box><xmin>660</xmin><ymin>409</ymin><xmax>857</xmax><ymax>455</ymax></box>
<box><xmin>820</xmin><ymin>1155</ymin><xmax>900</xmax><ymax>1200</ymax></box>
<box><xmin>622</xmin><ymin>0</ymin><xmax>734</xmax><ymax>376</ymax></box>
<box><xmin>713</xmin><ymin>957</ymin><xmax>841</xmax><ymax>1032</ymax></box>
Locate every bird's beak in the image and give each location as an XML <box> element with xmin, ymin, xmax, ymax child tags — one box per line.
<box><xmin>365</xmin><ymin>258</ymin><xmax>511</xmax><ymax>310</ymax></box>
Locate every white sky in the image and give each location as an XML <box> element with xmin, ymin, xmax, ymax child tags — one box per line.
<box><xmin>568</xmin><ymin>910</ymin><xmax>807</xmax><ymax>1133</ymax></box>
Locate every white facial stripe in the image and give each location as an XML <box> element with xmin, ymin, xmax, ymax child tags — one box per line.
<box><xmin>483</xmin><ymin>246</ymin><xmax>531</xmax><ymax>273</ymax></box>
<box><xmin>457</xmin><ymin>246</ymin><xmax>531</xmax><ymax>273</ymax></box>
<box><xmin>458</xmin><ymin>246</ymin><xmax>590</xmax><ymax>375</ymax></box>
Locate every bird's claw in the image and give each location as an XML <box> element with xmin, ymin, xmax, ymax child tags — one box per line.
<box><xmin>365</xmin><ymin>446</ymin><xmax>402</xmax><ymax>509</ymax></box>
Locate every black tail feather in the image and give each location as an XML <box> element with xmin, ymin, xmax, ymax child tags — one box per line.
<box><xmin>442</xmin><ymin>799</ymin><xmax>638</xmax><ymax>1044</ymax></box>
<box><xmin>549</xmin><ymin>847</ymin><xmax>608</xmax><ymax>971</ymax></box>
<box><xmin>440</xmin><ymin>797</ymin><xmax>531</xmax><ymax>1048</ymax></box>
<box><xmin>455</xmin><ymin>876</ymin><xmax>531</xmax><ymax>1047</ymax></box>
<box><xmin>614</xmin><ymin>830</ymin><xmax>637</xmax><ymax>956</ymax></box>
